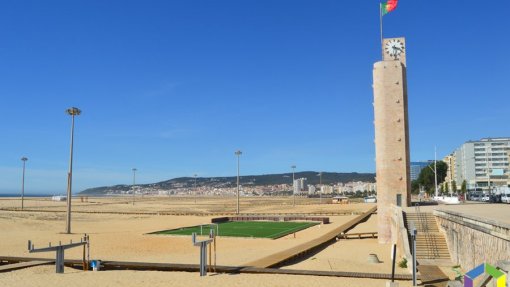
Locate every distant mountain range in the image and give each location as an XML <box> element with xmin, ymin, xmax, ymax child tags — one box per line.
<box><xmin>79</xmin><ymin>171</ymin><xmax>375</xmax><ymax>195</ymax></box>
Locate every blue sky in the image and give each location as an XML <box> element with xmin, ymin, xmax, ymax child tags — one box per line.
<box><xmin>1</xmin><ymin>1</ymin><xmax>509</xmax><ymax>194</ymax></box>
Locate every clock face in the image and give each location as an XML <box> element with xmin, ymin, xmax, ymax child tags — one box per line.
<box><xmin>385</xmin><ymin>39</ymin><xmax>405</xmax><ymax>60</ymax></box>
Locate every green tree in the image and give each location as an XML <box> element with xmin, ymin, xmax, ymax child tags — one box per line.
<box><xmin>461</xmin><ymin>180</ymin><xmax>467</xmax><ymax>194</ymax></box>
<box><xmin>411</xmin><ymin>180</ymin><xmax>420</xmax><ymax>194</ymax></box>
<box><xmin>416</xmin><ymin>161</ymin><xmax>448</xmax><ymax>193</ymax></box>
<box><xmin>460</xmin><ymin>180</ymin><xmax>467</xmax><ymax>202</ymax></box>
<box><xmin>444</xmin><ymin>182</ymin><xmax>449</xmax><ymax>194</ymax></box>
<box><xmin>451</xmin><ymin>180</ymin><xmax>457</xmax><ymax>193</ymax></box>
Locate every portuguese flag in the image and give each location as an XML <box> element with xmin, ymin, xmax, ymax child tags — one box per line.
<box><xmin>382</xmin><ymin>0</ymin><xmax>398</xmax><ymax>15</ymax></box>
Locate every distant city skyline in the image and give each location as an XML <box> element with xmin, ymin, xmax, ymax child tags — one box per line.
<box><xmin>1</xmin><ymin>1</ymin><xmax>509</xmax><ymax>193</ymax></box>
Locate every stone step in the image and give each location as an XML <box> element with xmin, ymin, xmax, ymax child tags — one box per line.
<box><xmin>405</xmin><ymin>212</ymin><xmax>451</xmax><ymax>261</ymax></box>
<box><xmin>416</xmin><ymin>251</ymin><xmax>450</xmax><ymax>255</ymax></box>
<box><xmin>416</xmin><ymin>238</ymin><xmax>443</xmax><ymax>241</ymax></box>
<box><xmin>407</xmin><ymin>223</ymin><xmax>438</xmax><ymax>227</ymax></box>
<box><xmin>416</xmin><ymin>243</ymin><xmax>448</xmax><ymax>247</ymax></box>
<box><xmin>416</xmin><ymin>238</ymin><xmax>447</xmax><ymax>242</ymax></box>
<box><xmin>416</xmin><ymin>253</ymin><xmax>451</xmax><ymax>257</ymax></box>
<box><xmin>406</xmin><ymin>224</ymin><xmax>439</xmax><ymax>230</ymax></box>
<box><xmin>405</xmin><ymin>216</ymin><xmax>435</xmax><ymax>219</ymax></box>
<box><xmin>406</xmin><ymin>213</ymin><xmax>435</xmax><ymax>218</ymax></box>
<box><xmin>415</xmin><ymin>238</ymin><xmax>444</xmax><ymax>242</ymax></box>
<box><xmin>417</xmin><ymin>255</ymin><xmax>451</xmax><ymax>258</ymax></box>
<box><xmin>416</xmin><ymin>238</ymin><xmax>445</xmax><ymax>241</ymax></box>
<box><xmin>406</xmin><ymin>222</ymin><xmax>437</xmax><ymax>226</ymax></box>
<box><xmin>416</xmin><ymin>237</ymin><xmax>447</xmax><ymax>241</ymax></box>
<box><xmin>415</xmin><ymin>246</ymin><xmax>448</xmax><ymax>250</ymax></box>
<box><xmin>415</xmin><ymin>246</ymin><xmax>448</xmax><ymax>249</ymax></box>
<box><xmin>416</xmin><ymin>245</ymin><xmax>448</xmax><ymax>248</ymax></box>
<box><xmin>405</xmin><ymin>220</ymin><xmax>438</xmax><ymax>224</ymax></box>
<box><xmin>416</xmin><ymin>246</ymin><xmax>448</xmax><ymax>249</ymax></box>
<box><xmin>416</xmin><ymin>241</ymin><xmax>448</xmax><ymax>248</ymax></box>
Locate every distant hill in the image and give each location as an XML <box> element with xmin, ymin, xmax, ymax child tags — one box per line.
<box><xmin>79</xmin><ymin>171</ymin><xmax>375</xmax><ymax>195</ymax></box>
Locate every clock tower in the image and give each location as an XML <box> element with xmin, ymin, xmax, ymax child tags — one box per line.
<box><xmin>373</xmin><ymin>37</ymin><xmax>411</xmax><ymax>244</ymax></box>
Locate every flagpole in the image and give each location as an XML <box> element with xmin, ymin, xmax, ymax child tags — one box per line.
<box><xmin>380</xmin><ymin>3</ymin><xmax>384</xmax><ymax>60</ymax></box>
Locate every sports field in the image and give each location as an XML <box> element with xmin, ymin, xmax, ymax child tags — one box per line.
<box><xmin>152</xmin><ymin>221</ymin><xmax>319</xmax><ymax>239</ymax></box>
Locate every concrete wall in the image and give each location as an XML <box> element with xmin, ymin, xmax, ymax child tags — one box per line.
<box><xmin>390</xmin><ymin>205</ymin><xmax>413</xmax><ymax>273</ymax></box>
<box><xmin>434</xmin><ymin>209</ymin><xmax>510</xmax><ymax>270</ymax></box>
<box><xmin>373</xmin><ymin>60</ymin><xmax>412</xmax><ymax>243</ymax></box>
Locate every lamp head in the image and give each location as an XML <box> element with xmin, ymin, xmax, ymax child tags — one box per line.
<box><xmin>66</xmin><ymin>107</ymin><xmax>81</xmax><ymax>116</ymax></box>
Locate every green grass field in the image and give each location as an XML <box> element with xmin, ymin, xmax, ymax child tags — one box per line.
<box><xmin>152</xmin><ymin>221</ymin><xmax>319</xmax><ymax>239</ymax></box>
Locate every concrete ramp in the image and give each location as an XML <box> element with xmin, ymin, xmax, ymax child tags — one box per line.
<box><xmin>418</xmin><ymin>265</ymin><xmax>450</xmax><ymax>286</ymax></box>
<box><xmin>244</xmin><ymin>206</ymin><xmax>377</xmax><ymax>268</ymax></box>
<box><xmin>0</xmin><ymin>260</ymin><xmax>52</xmax><ymax>273</ymax></box>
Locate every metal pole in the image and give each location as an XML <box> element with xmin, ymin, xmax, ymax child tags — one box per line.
<box><xmin>21</xmin><ymin>157</ymin><xmax>27</xmax><ymax>210</ymax></box>
<box><xmin>391</xmin><ymin>244</ymin><xmax>396</xmax><ymax>282</ymax></box>
<box><xmin>411</xmin><ymin>228</ymin><xmax>417</xmax><ymax>286</ymax></box>
<box><xmin>56</xmin><ymin>246</ymin><xmax>64</xmax><ymax>273</ymax></box>
<box><xmin>200</xmin><ymin>243</ymin><xmax>205</xmax><ymax>276</ymax></box>
<box><xmin>65</xmin><ymin>114</ymin><xmax>75</xmax><ymax>234</ymax></box>
<box><xmin>65</xmin><ymin>108</ymin><xmax>80</xmax><ymax>234</ymax></box>
<box><xmin>291</xmin><ymin>165</ymin><xmax>296</xmax><ymax>207</ymax></box>
<box><xmin>320</xmin><ymin>172</ymin><xmax>323</xmax><ymax>204</ymax></box>
<box><xmin>235</xmin><ymin>150</ymin><xmax>242</xmax><ymax>214</ymax></box>
<box><xmin>434</xmin><ymin>146</ymin><xmax>438</xmax><ymax>197</ymax></box>
<box><xmin>486</xmin><ymin>147</ymin><xmax>491</xmax><ymax>195</ymax></box>
<box><xmin>380</xmin><ymin>3</ymin><xmax>384</xmax><ymax>60</ymax></box>
<box><xmin>194</xmin><ymin>174</ymin><xmax>197</xmax><ymax>204</ymax></box>
<box><xmin>132</xmin><ymin>168</ymin><xmax>137</xmax><ymax>205</ymax></box>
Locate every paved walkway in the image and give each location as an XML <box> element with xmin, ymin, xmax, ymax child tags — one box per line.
<box><xmin>404</xmin><ymin>202</ymin><xmax>510</xmax><ymax>225</ymax></box>
<box><xmin>0</xmin><ymin>260</ymin><xmax>51</xmax><ymax>273</ymax></box>
<box><xmin>0</xmin><ymin>256</ymin><xmax>413</xmax><ymax>280</ymax></box>
<box><xmin>418</xmin><ymin>264</ymin><xmax>450</xmax><ymax>287</ymax></box>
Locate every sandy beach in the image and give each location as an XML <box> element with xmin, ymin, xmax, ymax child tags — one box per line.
<box><xmin>0</xmin><ymin>196</ymin><xmax>414</xmax><ymax>286</ymax></box>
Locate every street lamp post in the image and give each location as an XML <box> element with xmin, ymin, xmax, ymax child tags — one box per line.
<box><xmin>65</xmin><ymin>107</ymin><xmax>81</xmax><ymax>234</ymax></box>
<box><xmin>317</xmin><ymin>172</ymin><xmax>323</xmax><ymax>204</ymax></box>
<box><xmin>434</xmin><ymin>146</ymin><xmax>438</xmax><ymax>197</ymax></box>
<box><xmin>485</xmin><ymin>147</ymin><xmax>492</xmax><ymax>195</ymax></box>
<box><xmin>427</xmin><ymin>147</ymin><xmax>439</xmax><ymax>198</ymax></box>
<box><xmin>21</xmin><ymin>157</ymin><xmax>28</xmax><ymax>210</ymax></box>
<box><xmin>132</xmin><ymin>168</ymin><xmax>137</xmax><ymax>205</ymax></box>
<box><xmin>235</xmin><ymin>150</ymin><xmax>242</xmax><ymax>214</ymax></box>
<box><xmin>291</xmin><ymin>165</ymin><xmax>296</xmax><ymax>207</ymax></box>
<box><xmin>194</xmin><ymin>174</ymin><xmax>198</xmax><ymax>204</ymax></box>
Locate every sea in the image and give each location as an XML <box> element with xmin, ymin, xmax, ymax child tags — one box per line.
<box><xmin>0</xmin><ymin>193</ymin><xmax>54</xmax><ymax>198</ymax></box>
<box><xmin>0</xmin><ymin>193</ymin><xmax>108</xmax><ymax>198</ymax></box>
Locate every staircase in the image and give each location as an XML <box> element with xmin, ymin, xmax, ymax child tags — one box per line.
<box><xmin>404</xmin><ymin>211</ymin><xmax>451</xmax><ymax>260</ymax></box>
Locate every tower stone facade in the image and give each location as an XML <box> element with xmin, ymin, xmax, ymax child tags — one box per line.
<box><xmin>373</xmin><ymin>37</ymin><xmax>411</xmax><ymax>244</ymax></box>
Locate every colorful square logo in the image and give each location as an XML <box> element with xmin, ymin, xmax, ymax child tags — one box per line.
<box><xmin>464</xmin><ymin>263</ymin><xmax>506</xmax><ymax>287</ymax></box>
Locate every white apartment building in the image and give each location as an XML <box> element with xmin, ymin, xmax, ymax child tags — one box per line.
<box><xmin>449</xmin><ymin>138</ymin><xmax>510</xmax><ymax>192</ymax></box>
<box><xmin>293</xmin><ymin>178</ymin><xmax>307</xmax><ymax>195</ymax></box>
<box><xmin>308</xmin><ymin>185</ymin><xmax>316</xmax><ymax>195</ymax></box>
<box><xmin>320</xmin><ymin>185</ymin><xmax>334</xmax><ymax>194</ymax></box>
